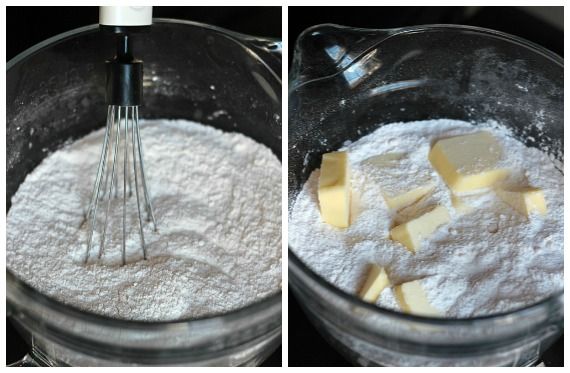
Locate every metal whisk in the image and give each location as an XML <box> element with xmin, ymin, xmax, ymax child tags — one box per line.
<box><xmin>85</xmin><ymin>6</ymin><xmax>157</xmax><ymax>265</ymax></box>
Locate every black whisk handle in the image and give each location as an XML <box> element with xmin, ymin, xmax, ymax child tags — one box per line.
<box><xmin>105</xmin><ymin>43</ymin><xmax>143</xmax><ymax>107</ymax></box>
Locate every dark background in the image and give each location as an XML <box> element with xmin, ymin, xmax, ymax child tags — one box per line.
<box><xmin>7</xmin><ymin>6</ymin><xmax>281</xmax><ymax>61</ymax></box>
<box><xmin>6</xmin><ymin>5</ymin><xmax>281</xmax><ymax>367</ymax></box>
<box><xmin>287</xmin><ymin>6</ymin><xmax>563</xmax><ymax>367</ymax></box>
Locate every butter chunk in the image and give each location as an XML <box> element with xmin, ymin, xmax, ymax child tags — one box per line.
<box><xmin>394</xmin><ymin>279</ymin><xmax>442</xmax><ymax>317</ymax></box>
<box><xmin>358</xmin><ymin>264</ymin><xmax>390</xmax><ymax>303</ymax></box>
<box><xmin>318</xmin><ymin>151</ymin><xmax>351</xmax><ymax>227</ymax></box>
<box><xmin>362</xmin><ymin>153</ymin><xmax>434</xmax><ymax>210</ymax></box>
<box><xmin>390</xmin><ymin>205</ymin><xmax>450</xmax><ymax>252</ymax></box>
<box><xmin>451</xmin><ymin>194</ymin><xmax>474</xmax><ymax>214</ymax></box>
<box><xmin>429</xmin><ymin>132</ymin><xmax>508</xmax><ymax>193</ymax></box>
<box><xmin>496</xmin><ymin>186</ymin><xmax>547</xmax><ymax>217</ymax></box>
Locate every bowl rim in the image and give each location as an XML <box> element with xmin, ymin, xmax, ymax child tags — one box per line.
<box><xmin>290</xmin><ymin>23</ymin><xmax>563</xmax><ymax>92</ymax></box>
<box><xmin>295</xmin><ymin>23</ymin><xmax>563</xmax><ymax>62</ymax></box>
<box><xmin>6</xmin><ymin>18</ymin><xmax>282</xmax><ymax>330</ymax></box>
<box><xmin>7</xmin><ymin>18</ymin><xmax>282</xmax><ymax>83</ymax></box>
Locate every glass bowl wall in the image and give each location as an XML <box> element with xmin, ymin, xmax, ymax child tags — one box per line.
<box><xmin>7</xmin><ymin>19</ymin><xmax>282</xmax><ymax>366</ymax></box>
<box><xmin>288</xmin><ymin>24</ymin><xmax>562</xmax><ymax>367</ymax></box>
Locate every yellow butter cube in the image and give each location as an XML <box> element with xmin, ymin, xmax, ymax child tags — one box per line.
<box><xmin>496</xmin><ymin>186</ymin><xmax>547</xmax><ymax>217</ymax></box>
<box><xmin>362</xmin><ymin>153</ymin><xmax>433</xmax><ymax>210</ymax></box>
<box><xmin>451</xmin><ymin>193</ymin><xmax>474</xmax><ymax>214</ymax></box>
<box><xmin>358</xmin><ymin>264</ymin><xmax>390</xmax><ymax>303</ymax></box>
<box><xmin>390</xmin><ymin>205</ymin><xmax>450</xmax><ymax>253</ymax></box>
<box><xmin>318</xmin><ymin>151</ymin><xmax>351</xmax><ymax>228</ymax></box>
<box><xmin>394</xmin><ymin>279</ymin><xmax>442</xmax><ymax>317</ymax></box>
<box><xmin>385</xmin><ymin>186</ymin><xmax>434</xmax><ymax>211</ymax></box>
<box><xmin>429</xmin><ymin>132</ymin><xmax>509</xmax><ymax>193</ymax></box>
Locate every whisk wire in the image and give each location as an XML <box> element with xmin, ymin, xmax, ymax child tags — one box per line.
<box><xmin>98</xmin><ymin>106</ymin><xmax>122</xmax><ymax>259</ymax></box>
<box><xmin>84</xmin><ymin>105</ymin><xmax>156</xmax><ymax>265</ymax></box>
<box><xmin>125</xmin><ymin>117</ymin><xmax>132</xmax><ymax>198</ymax></box>
<box><xmin>84</xmin><ymin>107</ymin><xmax>113</xmax><ymax>264</ymax></box>
<box><xmin>86</xmin><ymin>106</ymin><xmax>112</xmax><ymax>221</ymax></box>
<box><xmin>100</xmin><ymin>108</ymin><xmax>116</xmax><ymax>200</ymax></box>
<box><xmin>122</xmin><ymin>107</ymin><xmax>128</xmax><ymax>265</ymax></box>
<box><xmin>135</xmin><ymin>107</ymin><xmax>158</xmax><ymax>231</ymax></box>
<box><xmin>131</xmin><ymin>107</ymin><xmax>147</xmax><ymax>260</ymax></box>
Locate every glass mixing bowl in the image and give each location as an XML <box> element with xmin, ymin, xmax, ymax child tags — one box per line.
<box><xmin>7</xmin><ymin>19</ymin><xmax>281</xmax><ymax>366</ymax></box>
<box><xmin>288</xmin><ymin>24</ymin><xmax>562</xmax><ymax>366</ymax></box>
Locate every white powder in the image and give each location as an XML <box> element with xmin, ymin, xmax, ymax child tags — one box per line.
<box><xmin>7</xmin><ymin>119</ymin><xmax>282</xmax><ymax>321</ymax></box>
<box><xmin>289</xmin><ymin>119</ymin><xmax>563</xmax><ymax>318</ymax></box>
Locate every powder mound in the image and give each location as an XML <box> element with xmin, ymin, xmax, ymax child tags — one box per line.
<box><xmin>7</xmin><ymin>119</ymin><xmax>282</xmax><ymax>321</ymax></box>
<box><xmin>289</xmin><ymin>119</ymin><xmax>563</xmax><ymax>318</ymax></box>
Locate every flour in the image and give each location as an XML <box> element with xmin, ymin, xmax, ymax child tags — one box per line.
<box><xmin>289</xmin><ymin>119</ymin><xmax>563</xmax><ymax>318</ymax></box>
<box><xmin>7</xmin><ymin>119</ymin><xmax>282</xmax><ymax>321</ymax></box>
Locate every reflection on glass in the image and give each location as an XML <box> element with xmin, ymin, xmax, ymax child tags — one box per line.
<box><xmin>325</xmin><ymin>45</ymin><xmax>383</xmax><ymax>88</ymax></box>
<box><xmin>368</xmin><ymin>79</ymin><xmax>428</xmax><ymax>97</ymax></box>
